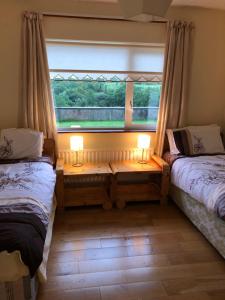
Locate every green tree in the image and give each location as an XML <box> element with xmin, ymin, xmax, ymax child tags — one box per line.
<box><xmin>51</xmin><ymin>80</ymin><xmax>161</xmax><ymax>108</ymax></box>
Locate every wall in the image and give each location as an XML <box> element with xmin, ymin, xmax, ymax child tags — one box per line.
<box><xmin>167</xmin><ymin>7</ymin><xmax>225</xmax><ymax>132</ymax></box>
<box><xmin>58</xmin><ymin>131</ymin><xmax>157</xmax><ymax>151</ymax></box>
<box><xmin>0</xmin><ymin>0</ymin><xmax>225</xmax><ymax>151</ymax></box>
<box><xmin>44</xmin><ymin>15</ymin><xmax>165</xmax><ymax>44</ymax></box>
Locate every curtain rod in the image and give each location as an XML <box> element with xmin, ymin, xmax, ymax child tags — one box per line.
<box><xmin>42</xmin><ymin>13</ymin><xmax>168</xmax><ymax>24</ymax></box>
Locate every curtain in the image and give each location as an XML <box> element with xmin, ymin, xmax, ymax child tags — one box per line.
<box><xmin>21</xmin><ymin>12</ymin><xmax>57</xmax><ymax>148</ymax></box>
<box><xmin>155</xmin><ymin>21</ymin><xmax>194</xmax><ymax>156</ymax></box>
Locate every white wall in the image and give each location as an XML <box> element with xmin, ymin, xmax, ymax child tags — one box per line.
<box><xmin>167</xmin><ymin>6</ymin><xmax>225</xmax><ymax>131</ymax></box>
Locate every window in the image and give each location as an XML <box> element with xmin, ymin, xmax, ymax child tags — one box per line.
<box><xmin>47</xmin><ymin>42</ymin><xmax>164</xmax><ymax>131</ymax></box>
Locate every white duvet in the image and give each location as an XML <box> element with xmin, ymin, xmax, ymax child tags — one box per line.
<box><xmin>171</xmin><ymin>155</ymin><xmax>225</xmax><ymax>216</ymax></box>
<box><xmin>0</xmin><ymin>161</ymin><xmax>56</xmax><ymax>219</ymax></box>
<box><xmin>0</xmin><ymin>161</ymin><xmax>56</xmax><ymax>282</ymax></box>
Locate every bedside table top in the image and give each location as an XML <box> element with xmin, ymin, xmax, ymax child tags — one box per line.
<box><xmin>63</xmin><ymin>163</ymin><xmax>112</xmax><ymax>176</ymax></box>
<box><xmin>110</xmin><ymin>160</ymin><xmax>162</xmax><ymax>175</ymax></box>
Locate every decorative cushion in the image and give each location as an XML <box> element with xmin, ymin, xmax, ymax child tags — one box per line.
<box><xmin>166</xmin><ymin>128</ymin><xmax>187</xmax><ymax>155</ymax></box>
<box><xmin>166</xmin><ymin>124</ymin><xmax>224</xmax><ymax>156</ymax></box>
<box><xmin>187</xmin><ymin>125</ymin><xmax>224</xmax><ymax>155</ymax></box>
<box><xmin>0</xmin><ymin>128</ymin><xmax>43</xmax><ymax>159</ymax></box>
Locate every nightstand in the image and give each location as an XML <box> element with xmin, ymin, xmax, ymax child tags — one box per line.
<box><xmin>56</xmin><ymin>159</ymin><xmax>113</xmax><ymax>210</ymax></box>
<box><xmin>110</xmin><ymin>155</ymin><xmax>170</xmax><ymax>209</ymax></box>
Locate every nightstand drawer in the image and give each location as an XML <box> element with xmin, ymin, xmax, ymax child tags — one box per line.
<box><xmin>64</xmin><ymin>186</ymin><xmax>107</xmax><ymax>207</ymax></box>
<box><xmin>116</xmin><ymin>183</ymin><xmax>160</xmax><ymax>201</ymax></box>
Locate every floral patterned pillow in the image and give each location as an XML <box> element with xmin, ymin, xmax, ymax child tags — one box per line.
<box><xmin>167</xmin><ymin>125</ymin><xmax>225</xmax><ymax>156</ymax></box>
<box><xmin>0</xmin><ymin>128</ymin><xmax>43</xmax><ymax>159</ymax></box>
<box><xmin>0</xmin><ymin>136</ymin><xmax>13</xmax><ymax>159</ymax></box>
<box><xmin>186</xmin><ymin>125</ymin><xmax>225</xmax><ymax>155</ymax></box>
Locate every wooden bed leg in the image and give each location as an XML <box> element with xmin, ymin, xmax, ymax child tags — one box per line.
<box><xmin>103</xmin><ymin>174</ymin><xmax>113</xmax><ymax>210</ymax></box>
<box><xmin>160</xmin><ymin>163</ymin><xmax>170</xmax><ymax>205</ymax></box>
<box><xmin>56</xmin><ymin>158</ymin><xmax>64</xmax><ymax>209</ymax></box>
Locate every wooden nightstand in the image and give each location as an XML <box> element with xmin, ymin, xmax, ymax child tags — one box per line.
<box><xmin>56</xmin><ymin>159</ymin><xmax>113</xmax><ymax>210</ymax></box>
<box><xmin>110</xmin><ymin>155</ymin><xmax>170</xmax><ymax>209</ymax></box>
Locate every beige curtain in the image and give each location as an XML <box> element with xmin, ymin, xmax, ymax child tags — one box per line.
<box><xmin>155</xmin><ymin>21</ymin><xmax>194</xmax><ymax>156</ymax></box>
<box><xmin>21</xmin><ymin>12</ymin><xmax>57</xmax><ymax>146</ymax></box>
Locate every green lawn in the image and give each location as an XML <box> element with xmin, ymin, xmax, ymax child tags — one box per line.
<box><xmin>57</xmin><ymin>120</ymin><xmax>157</xmax><ymax>128</ymax></box>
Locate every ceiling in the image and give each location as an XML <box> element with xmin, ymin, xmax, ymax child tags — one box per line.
<box><xmin>79</xmin><ymin>0</ymin><xmax>225</xmax><ymax>11</ymax></box>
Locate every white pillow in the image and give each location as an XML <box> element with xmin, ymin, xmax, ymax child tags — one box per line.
<box><xmin>186</xmin><ymin>125</ymin><xmax>225</xmax><ymax>155</ymax></box>
<box><xmin>0</xmin><ymin>128</ymin><xmax>43</xmax><ymax>159</ymax></box>
<box><xmin>166</xmin><ymin>124</ymin><xmax>224</xmax><ymax>156</ymax></box>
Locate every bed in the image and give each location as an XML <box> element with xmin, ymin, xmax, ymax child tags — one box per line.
<box><xmin>0</xmin><ymin>137</ymin><xmax>57</xmax><ymax>300</ymax></box>
<box><xmin>164</xmin><ymin>124</ymin><xmax>225</xmax><ymax>259</ymax></box>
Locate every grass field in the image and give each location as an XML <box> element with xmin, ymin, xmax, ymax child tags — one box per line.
<box><xmin>57</xmin><ymin>120</ymin><xmax>157</xmax><ymax>128</ymax></box>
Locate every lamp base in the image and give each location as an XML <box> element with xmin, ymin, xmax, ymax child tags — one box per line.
<box><xmin>72</xmin><ymin>163</ymin><xmax>83</xmax><ymax>167</ymax></box>
<box><xmin>138</xmin><ymin>160</ymin><xmax>147</xmax><ymax>164</ymax></box>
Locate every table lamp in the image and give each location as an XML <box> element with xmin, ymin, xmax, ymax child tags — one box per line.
<box><xmin>70</xmin><ymin>136</ymin><xmax>83</xmax><ymax>167</ymax></box>
<box><xmin>137</xmin><ymin>134</ymin><xmax>151</xmax><ymax>164</ymax></box>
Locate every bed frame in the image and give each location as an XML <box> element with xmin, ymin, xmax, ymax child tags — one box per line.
<box><xmin>170</xmin><ymin>184</ymin><xmax>225</xmax><ymax>259</ymax></box>
<box><xmin>43</xmin><ymin>138</ymin><xmax>57</xmax><ymax>165</ymax></box>
<box><xmin>0</xmin><ymin>138</ymin><xmax>57</xmax><ymax>300</ymax></box>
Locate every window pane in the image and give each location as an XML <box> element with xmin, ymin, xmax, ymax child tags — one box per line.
<box><xmin>52</xmin><ymin>80</ymin><xmax>126</xmax><ymax>129</ymax></box>
<box><xmin>132</xmin><ymin>82</ymin><xmax>161</xmax><ymax>129</ymax></box>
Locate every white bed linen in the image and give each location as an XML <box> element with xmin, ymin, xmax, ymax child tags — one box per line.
<box><xmin>0</xmin><ymin>197</ymin><xmax>56</xmax><ymax>282</ymax></box>
<box><xmin>0</xmin><ymin>161</ymin><xmax>56</xmax><ymax>217</ymax></box>
<box><xmin>171</xmin><ymin>155</ymin><xmax>225</xmax><ymax>213</ymax></box>
<box><xmin>0</xmin><ymin>161</ymin><xmax>56</xmax><ymax>282</ymax></box>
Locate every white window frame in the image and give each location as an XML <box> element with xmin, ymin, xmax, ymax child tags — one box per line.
<box><xmin>51</xmin><ymin>73</ymin><xmax>162</xmax><ymax>132</ymax></box>
<box><xmin>125</xmin><ymin>81</ymin><xmax>134</xmax><ymax>129</ymax></box>
<box><xmin>124</xmin><ymin>81</ymin><xmax>162</xmax><ymax>131</ymax></box>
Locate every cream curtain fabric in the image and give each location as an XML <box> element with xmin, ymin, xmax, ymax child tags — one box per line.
<box><xmin>155</xmin><ymin>21</ymin><xmax>194</xmax><ymax>156</ymax></box>
<box><xmin>21</xmin><ymin>12</ymin><xmax>57</xmax><ymax>146</ymax></box>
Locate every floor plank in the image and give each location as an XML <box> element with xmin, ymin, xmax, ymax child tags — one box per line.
<box><xmin>38</xmin><ymin>202</ymin><xmax>225</xmax><ymax>300</ymax></box>
<box><xmin>207</xmin><ymin>289</ymin><xmax>225</xmax><ymax>300</ymax></box>
<box><xmin>162</xmin><ymin>277</ymin><xmax>225</xmax><ymax>295</ymax></box>
<box><xmin>39</xmin><ymin>287</ymin><xmax>101</xmax><ymax>300</ymax></box>
<box><xmin>100</xmin><ymin>281</ymin><xmax>166</xmax><ymax>300</ymax></box>
<box><xmin>78</xmin><ymin>254</ymin><xmax>170</xmax><ymax>273</ymax></box>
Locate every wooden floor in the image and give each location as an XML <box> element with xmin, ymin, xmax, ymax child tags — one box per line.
<box><xmin>38</xmin><ymin>202</ymin><xmax>225</xmax><ymax>300</ymax></box>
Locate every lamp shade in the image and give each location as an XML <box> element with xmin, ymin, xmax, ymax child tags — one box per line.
<box><xmin>119</xmin><ymin>0</ymin><xmax>172</xmax><ymax>20</ymax></box>
<box><xmin>70</xmin><ymin>136</ymin><xmax>83</xmax><ymax>151</ymax></box>
<box><xmin>137</xmin><ymin>134</ymin><xmax>151</xmax><ymax>149</ymax></box>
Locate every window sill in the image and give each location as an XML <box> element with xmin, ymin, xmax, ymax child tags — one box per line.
<box><xmin>57</xmin><ymin>128</ymin><xmax>156</xmax><ymax>134</ymax></box>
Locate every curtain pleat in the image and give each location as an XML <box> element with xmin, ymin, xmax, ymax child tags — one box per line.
<box><xmin>155</xmin><ymin>21</ymin><xmax>194</xmax><ymax>156</ymax></box>
<box><xmin>21</xmin><ymin>12</ymin><xmax>58</xmax><ymax>153</ymax></box>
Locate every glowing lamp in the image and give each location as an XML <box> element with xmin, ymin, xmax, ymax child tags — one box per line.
<box><xmin>137</xmin><ymin>134</ymin><xmax>151</xmax><ymax>164</ymax></box>
<box><xmin>70</xmin><ymin>136</ymin><xmax>83</xmax><ymax>167</ymax></box>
